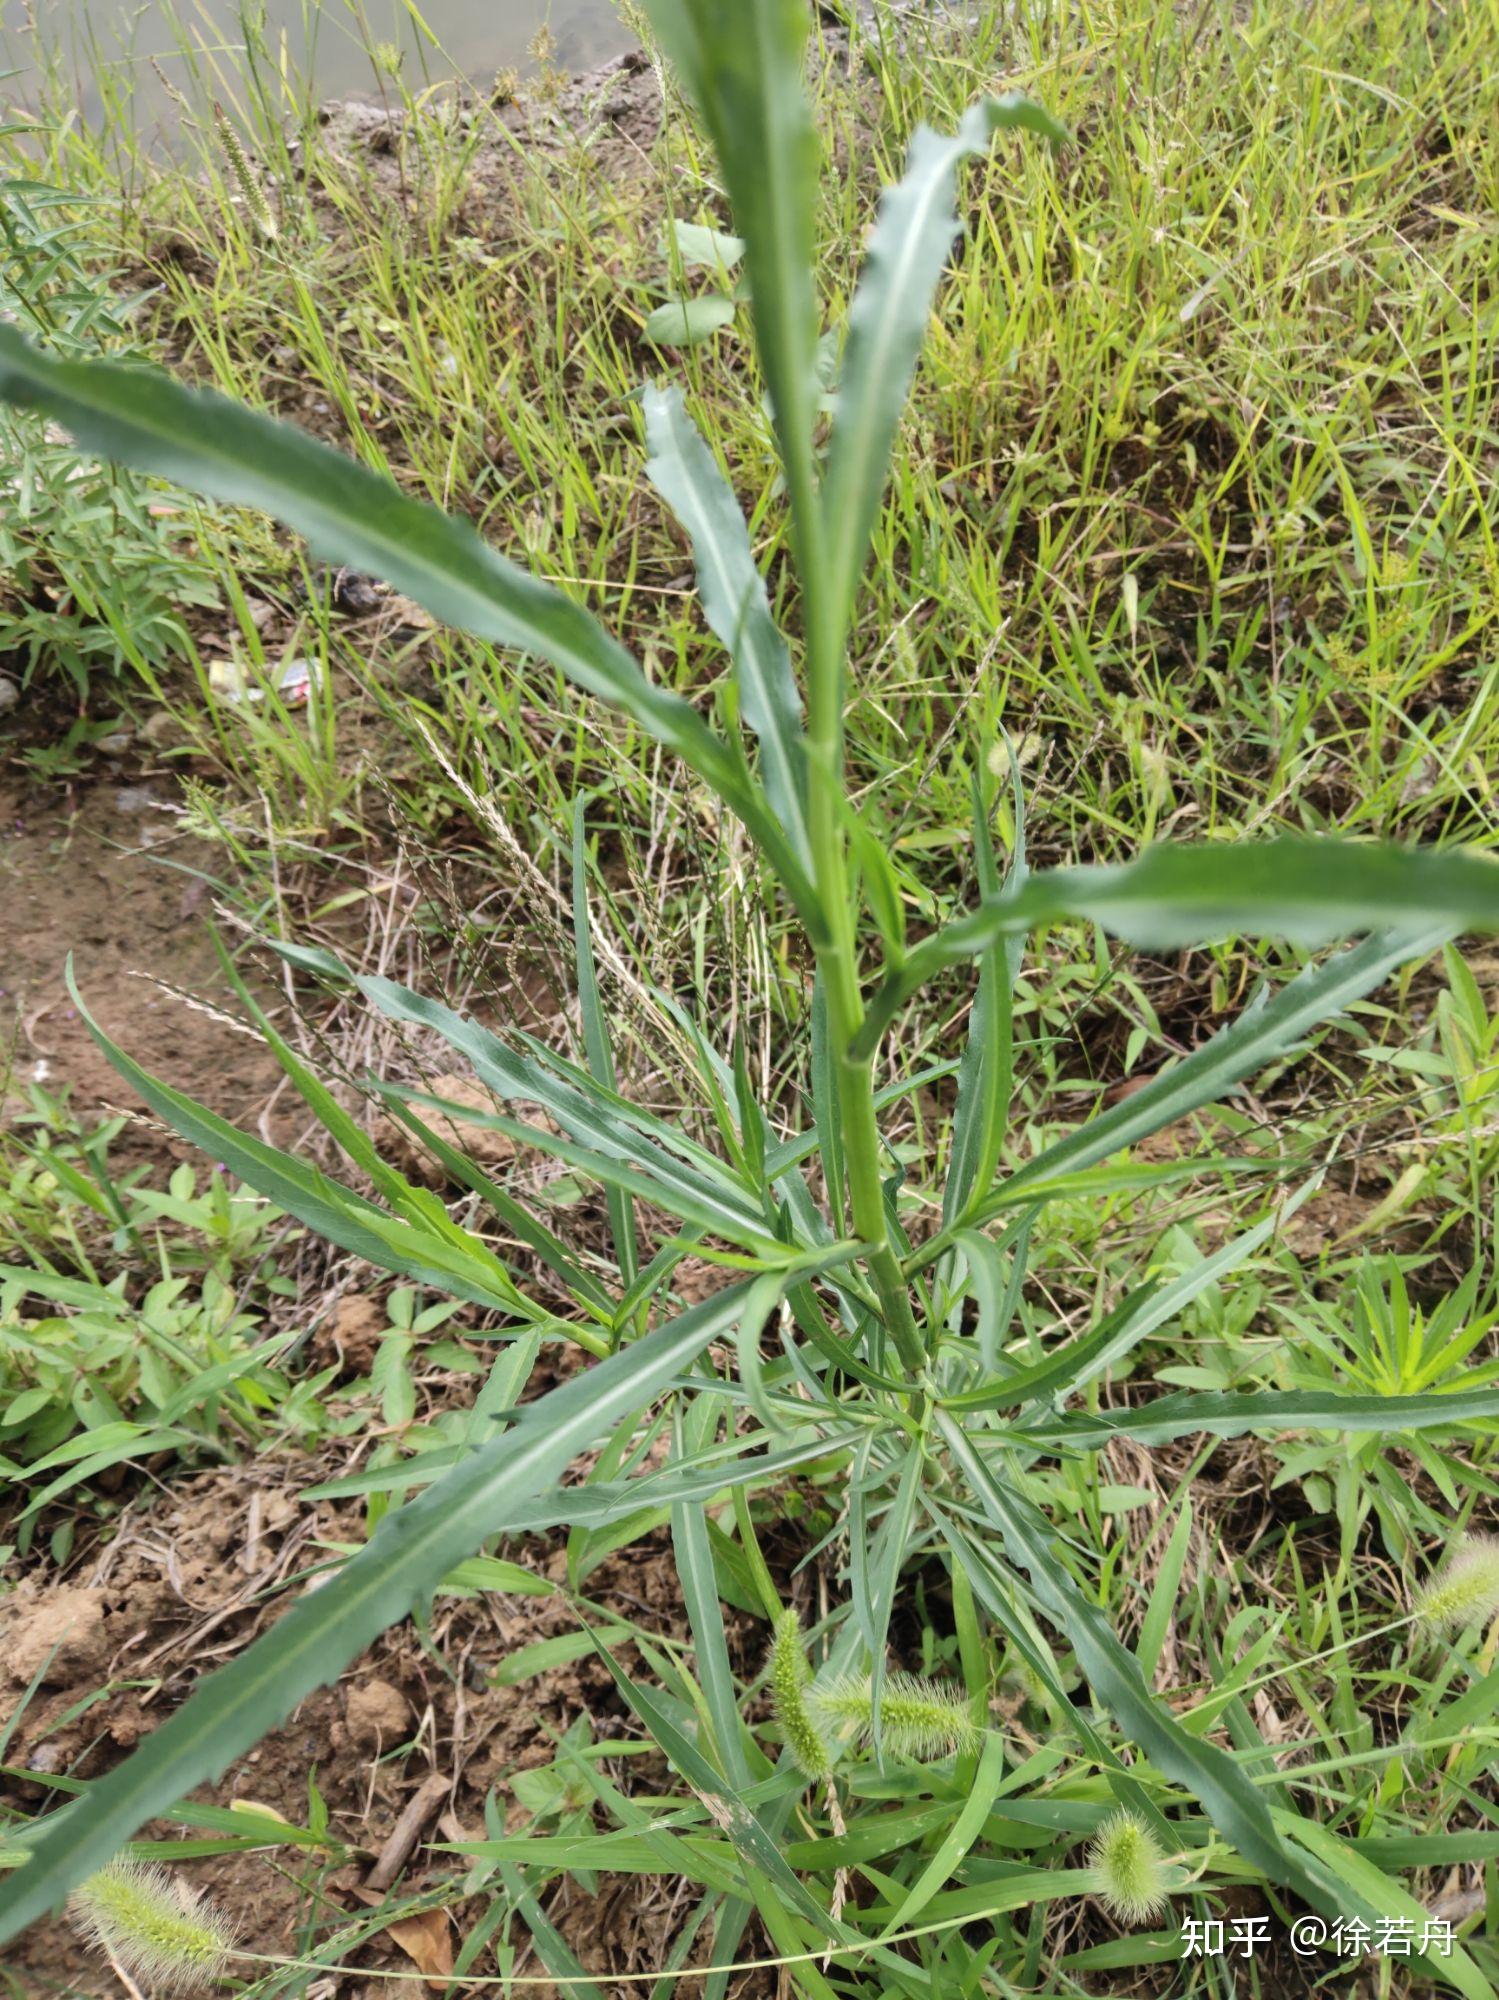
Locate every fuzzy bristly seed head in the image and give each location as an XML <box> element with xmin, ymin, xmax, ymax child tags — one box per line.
<box><xmin>1414</xmin><ymin>1534</ymin><xmax>1499</xmax><ymax>1633</ymax></box>
<box><xmin>212</xmin><ymin>100</ymin><xmax>278</xmax><ymax>240</ymax></box>
<box><xmin>1087</xmin><ymin>1812</ymin><xmax>1170</xmax><ymax>1925</ymax></box>
<box><xmin>70</xmin><ymin>1859</ymin><xmax>237</xmax><ymax>1993</ymax></box>
<box><xmin>769</xmin><ymin>1609</ymin><xmax>832</xmax><ymax>1779</ymax></box>
<box><xmin>810</xmin><ymin>1672</ymin><xmax>980</xmax><ymax>1762</ymax></box>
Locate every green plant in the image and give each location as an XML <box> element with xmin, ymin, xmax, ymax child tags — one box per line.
<box><xmin>69</xmin><ymin>1859</ymin><xmax>236</xmax><ymax>1992</ymax></box>
<box><xmin>0</xmin><ymin>179</ymin><xmax>218</xmax><ymax>699</ymax></box>
<box><xmin>0</xmin><ymin>1087</ymin><xmax>323</xmax><ymax>1552</ymax></box>
<box><xmin>5</xmin><ymin>3</ymin><xmax>1499</xmax><ymax>1989</ymax></box>
<box><xmin>1413</xmin><ymin>1535</ymin><xmax>1499</xmax><ymax>1638</ymax></box>
<box><xmin>1263</xmin><ymin>1258</ymin><xmax>1499</xmax><ymax>1555</ymax></box>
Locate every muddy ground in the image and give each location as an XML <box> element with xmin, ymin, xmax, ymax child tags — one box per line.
<box><xmin>1</xmin><ymin>770</ymin><xmax>284</xmax><ymax>1151</ymax></box>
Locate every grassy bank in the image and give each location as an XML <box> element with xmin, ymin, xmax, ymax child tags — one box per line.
<box><xmin>3</xmin><ymin>0</ymin><xmax>1499</xmax><ymax>1993</ymax></box>
<box><xmin>10</xmin><ymin>0</ymin><xmax>1499</xmax><ymax>905</ymax></box>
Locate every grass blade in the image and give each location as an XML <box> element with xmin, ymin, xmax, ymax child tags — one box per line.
<box><xmin>963</xmin><ymin>926</ymin><xmax>1451</xmax><ymax>1231</ymax></box>
<box><xmin>670</xmin><ymin>1395</ymin><xmax>753</xmax><ymax>1786</ymax></box>
<box><xmin>1275</xmin><ymin>1811</ymin><xmax>1496</xmax><ymax>2000</ymax></box>
<box><xmin>573</xmin><ymin>800</ymin><xmax>640</xmax><ymax>1295</ymax></box>
<box><xmin>937</xmin><ymin>1412</ymin><xmax>1328</xmax><ymax>1905</ymax></box>
<box><xmin>641</xmin><ymin>0</ymin><xmax>821</xmax><ymax>570</ymax></box>
<box><xmin>64</xmin><ymin>959</ymin><xmax>533</xmax><ymax>1318</ymax></box>
<box><xmin>821</xmin><ymin>97</ymin><xmax>1064</xmax><ymax>655</ymax></box>
<box><xmin>856</xmin><ymin>848</ymin><xmax>1491</xmax><ymax>1055</ymax></box>
<box><xmin>944</xmin><ymin>754</ymin><xmax>1026</xmax><ymax>1224</ymax></box>
<box><xmin>945</xmin><ymin>1193</ymin><xmax>1307</xmax><ymax>1411</ymax></box>
<box><xmin>643</xmin><ymin>384</ymin><xmax>809</xmax><ymax>869</ymax></box>
<box><xmin>1019</xmin><ymin>1385</ymin><xmax>1499</xmax><ymax>1448</ymax></box>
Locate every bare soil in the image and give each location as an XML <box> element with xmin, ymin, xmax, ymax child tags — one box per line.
<box><xmin>1</xmin><ymin>769</ymin><xmax>284</xmax><ymax>1159</ymax></box>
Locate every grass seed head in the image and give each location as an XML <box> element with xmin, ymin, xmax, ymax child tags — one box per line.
<box><xmin>769</xmin><ymin>1609</ymin><xmax>832</xmax><ymax>1779</ymax></box>
<box><xmin>212</xmin><ymin>101</ymin><xmax>278</xmax><ymax>240</ymax></box>
<box><xmin>810</xmin><ymin>1672</ymin><xmax>980</xmax><ymax>1761</ymax></box>
<box><xmin>1087</xmin><ymin>1811</ymin><xmax>1170</xmax><ymax>1925</ymax></box>
<box><xmin>1414</xmin><ymin>1533</ymin><xmax>1499</xmax><ymax>1634</ymax></box>
<box><xmin>70</xmin><ymin>1859</ymin><xmax>237</xmax><ymax>1993</ymax></box>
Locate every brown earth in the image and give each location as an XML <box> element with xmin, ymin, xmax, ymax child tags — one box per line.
<box><xmin>0</xmin><ymin>768</ymin><xmax>285</xmax><ymax>1160</ymax></box>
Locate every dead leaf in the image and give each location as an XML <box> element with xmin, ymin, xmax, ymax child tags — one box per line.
<box><xmin>384</xmin><ymin>1908</ymin><xmax>453</xmax><ymax>1989</ymax></box>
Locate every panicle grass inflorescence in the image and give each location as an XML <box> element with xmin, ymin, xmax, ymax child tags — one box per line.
<box><xmin>769</xmin><ymin>1608</ymin><xmax>833</xmax><ymax>1779</ymax></box>
<box><xmin>1413</xmin><ymin>1532</ymin><xmax>1499</xmax><ymax>1634</ymax></box>
<box><xmin>810</xmin><ymin>1672</ymin><xmax>980</xmax><ymax>1761</ymax></box>
<box><xmin>70</xmin><ymin>1858</ymin><xmax>237</xmax><ymax>1993</ymax></box>
<box><xmin>1086</xmin><ymin>1810</ymin><xmax>1171</xmax><ymax>1925</ymax></box>
<box><xmin>212</xmin><ymin>101</ymin><xmax>278</xmax><ymax>240</ymax></box>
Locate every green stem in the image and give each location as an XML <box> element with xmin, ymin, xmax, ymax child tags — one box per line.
<box><xmin>801</xmin><ymin>552</ymin><xmax>925</xmax><ymax>1379</ymax></box>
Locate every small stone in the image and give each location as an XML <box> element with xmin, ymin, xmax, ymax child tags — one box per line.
<box><xmin>321</xmin><ymin>1294</ymin><xmax>387</xmax><ymax>1375</ymax></box>
<box><xmin>0</xmin><ymin>676</ymin><xmax>19</xmax><ymax>714</ymax></box>
<box><xmin>0</xmin><ymin>1586</ymin><xmax>109</xmax><ymax>1685</ymax></box>
<box><xmin>372</xmin><ymin>1072</ymin><xmax>533</xmax><ymax>1187</ymax></box>
<box><xmin>140</xmin><ymin>709</ymin><xmax>186</xmax><ymax>748</ymax></box>
<box><xmin>345</xmin><ymin>1677</ymin><xmax>409</xmax><ymax>1749</ymax></box>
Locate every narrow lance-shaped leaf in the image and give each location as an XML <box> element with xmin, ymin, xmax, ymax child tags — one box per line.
<box><xmin>855</xmin><ymin>842</ymin><xmax>1498</xmax><ymax>1056</ymax></box>
<box><xmin>1274</xmin><ymin>1812</ymin><xmax>1496</xmax><ymax>2000</ymax></box>
<box><xmin>643</xmin><ymin>385</ymin><xmax>810</xmax><ymax>871</ymax></box>
<box><xmin>670</xmin><ymin>1395</ymin><xmax>753</xmax><ymax>1785</ymax></box>
<box><xmin>946</xmin><ymin>1187</ymin><xmax>1314</xmax><ymax>1412</ymax></box>
<box><xmin>907</xmin><ymin>925</ymin><xmax>1454</xmax><ymax>1277</ymax></box>
<box><xmin>339</xmin><ymin>972</ymin><xmax>776</xmax><ymax>1245</ymax></box>
<box><xmin>378</xmin><ymin>1082</ymin><xmax>785</xmax><ymax>1255</ymax></box>
<box><xmin>573</xmin><ymin>800</ymin><xmax>639</xmax><ymax>1295</ymax></box>
<box><xmin>944</xmin><ymin>745</ymin><xmax>1027</xmax><ymax>1222</ymax></box>
<box><xmin>821</xmin><ymin>95</ymin><xmax>1065</xmax><ymax>657</ymax></box>
<box><xmin>937</xmin><ymin>1413</ymin><xmax>1332</xmax><ymax>1908</ymax></box>
<box><xmin>992</xmin><ymin>926</ymin><xmax>1450</xmax><ymax>1213</ymax></box>
<box><xmin>1016</xmin><ymin>1384</ymin><xmax>1499</xmax><ymax>1449</ymax></box>
<box><xmin>63</xmin><ymin>960</ymin><xmax>537</xmax><ymax>1320</ymax></box>
<box><xmin>0</xmin><ymin>1285</ymin><xmax>753</xmax><ymax>1942</ymax></box>
<box><xmin>640</xmin><ymin>0</ymin><xmax>822</xmax><ymax>569</ymax></box>
<box><xmin>0</xmin><ymin>326</ymin><xmax>818</xmax><ymax>922</ymax></box>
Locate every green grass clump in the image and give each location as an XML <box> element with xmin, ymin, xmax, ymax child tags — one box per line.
<box><xmin>6</xmin><ymin>0</ymin><xmax>1496</xmax><ymax>963</ymax></box>
<box><xmin>2</xmin><ymin>2</ymin><xmax>1499</xmax><ymax>1996</ymax></box>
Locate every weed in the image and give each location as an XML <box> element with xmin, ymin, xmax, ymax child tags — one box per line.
<box><xmin>0</xmin><ymin>180</ymin><xmax>218</xmax><ymax>702</ymax></box>
<box><xmin>1</xmin><ymin>2</ymin><xmax>1499</xmax><ymax>1995</ymax></box>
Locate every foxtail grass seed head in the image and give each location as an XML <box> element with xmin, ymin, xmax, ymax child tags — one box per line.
<box><xmin>1087</xmin><ymin>1811</ymin><xmax>1170</xmax><ymax>1925</ymax></box>
<box><xmin>1414</xmin><ymin>1533</ymin><xmax>1499</xmax><ymax>1634</ymax></box>
<box><xmin>212</xmin><ymin>101</ymin><xmax>278</xmax><ymax>240</ymax></box>
<box><xmin>810</xmin><ymin>1672</ymin><xmax>980</xmax><ymax>1761</ymax></box>
<box><xmin>70</xmin><ymin>1859</ymin><xmax>237</xmax><ymax>1993</ymax></box>
<box><xmin>769</xmin><ymin>1609</ymin><xmax>833</xmax><ymax>1779</ymax></box>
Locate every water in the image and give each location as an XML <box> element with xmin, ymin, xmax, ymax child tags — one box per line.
<box><xmin>2</xmin><ymin>0</ymin><xmax>637</xmax><ymax>131</ymax></box>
